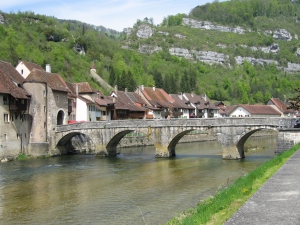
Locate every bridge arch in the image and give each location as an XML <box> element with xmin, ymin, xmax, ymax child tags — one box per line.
<box><xmin>236</xmin><ymin>127</ymin><xmax>278</xmax><ymax>158</ymax></box>
<box><xmin>56</xmin><ymin>132</ymin><xmax>93</xmax><ymax>154</ymax></box>
<box><xmin>168</xmin><ymin>129</ymin><xmax>195</xmax><ymax>157</ymax></box>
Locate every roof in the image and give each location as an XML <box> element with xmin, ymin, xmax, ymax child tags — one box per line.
<box><xmin>169</xmin><ymin>94</ymin><xmax>194</xmax><ymax>109</ymax></box>
<box><xmin>18</xmin><ymin>60</ymin><xmax>44</xmax><ymax>72</ymax></box>
<box><xmin>72</xmin><ymin>82</ymin><xmax>96</xmax><ymax>94</ymax></box>
<box><xmin>239</xmin><ymin>104</ymin><xmax>281</xmax><ymax>115</ymax></box>
<box><xmin>268</xmin><ymin>98</ymin><xmax>295</xmax><ymax>114</ymax></box>
<box><xmin>140</xmin><ymin>87</ymin><xmax>179</xmax><ymax>108</ymax></box>
<box><xmin>0</xmin><ymin>67</ymin><xmax>30</xmax><ymax>99</ymax></box>
<box><xmin>184</xmin><ymin>93</ymin><xmax>218</xmax><ymax>110</ymax></box>
<box><xmin>0</xmin><ymin>60</ymin><xmax>25</xmax><ymax>84</ymax></box>
<box><xmin>25</xmin><ymin>69</ymin><xmax>69</xmax><ymax>92</ymax></box>
<box><xmin>110</xmin><ymin>91</ymin><xmax>146</xmax><ymax>111</ymax></box>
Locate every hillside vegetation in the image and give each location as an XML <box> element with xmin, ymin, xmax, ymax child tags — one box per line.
<box><xmin>0</xmin><ymin>0</ymin><xmax>300</xmax><ymax>104</ymax></box>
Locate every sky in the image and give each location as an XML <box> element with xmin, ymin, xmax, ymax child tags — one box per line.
<box><xmin>1</xmin><ymin>0</ymin><xmax>217</xmax><ymax>32</ymax></box>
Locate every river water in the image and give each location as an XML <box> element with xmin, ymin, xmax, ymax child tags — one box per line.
<box><xmin>0</xmin><ymin>135</ymin><xmax>277</xmax><ymax>225</ymax></box>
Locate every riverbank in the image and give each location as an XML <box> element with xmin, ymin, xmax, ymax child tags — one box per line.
<box><xmin>166</xmin><ymin>142</ymin><xmax>300</xmax><ymax>225</ymax></box>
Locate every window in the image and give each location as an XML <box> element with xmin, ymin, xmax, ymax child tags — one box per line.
<box><xmin>4</xmin><ymin>114</ymin><xmax>9</xmax><ymax>122</ymax></box>
<box><xmin>3</xmin><ymin>96</ymin><xmax>7</xmax><ymax>105</ymax></box>
<box><xmin>10</xmin><ymin>115</ymin><xmax>14</xmax><ymax>121</ymax></box>
<box><xmin>21</xmin><ymin>69</ymin><xmax>23</xmax><ymax>74</ymax></box>
<box><xmin>43</xmin><ymin>90</ymin><xmax>46</xmax><ymax>97</ymax></box>
<box><xmin>56</xmin><ymin>95</ymin><xmax>59</xmax><ymax>102</ymax></box>
<box><xmin>44</xmin><ymin>106</ymin><xmax>46</xmax><ymax>113</ymax></box>
<box><xmin>44</xmin><ymin>122</ymin><xmax>46</xmax><ymax>129</ymax></box>
<box><xmin>17</xmin><ymin>134</ymin><xmax>19</xmax><ymax>139</ymax></box>
<box><xmin>4</xmin><ymin>134</ymin><xmax>7</xmax><ymax>140</ymax></box>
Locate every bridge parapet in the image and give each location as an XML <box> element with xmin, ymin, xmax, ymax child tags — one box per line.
<box><xmin>53</xmin><ymin>117</ymin><xmax>296</xmax><ymax>159</ymax></box>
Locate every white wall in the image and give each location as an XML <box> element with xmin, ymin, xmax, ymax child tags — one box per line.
<box><xmin>230</xmin><ymin>107</ymin><xmax>250</xmax><ymax>117</ymax></box>
<box><xmin>76</xmin><ymin>98</ymin><xmax>88</xmax><ymax>121</ymax></box>
<box><xmin>15</xmin><ymin>63</ymin><xmax>31</xmax><ymax>79</ymax></box>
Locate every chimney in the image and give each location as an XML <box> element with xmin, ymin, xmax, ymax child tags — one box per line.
<box><xmin>178</xmin><ymin>92</ymin><xmax>183</xmax><ymax>100</ymax></box>
<box><xmin>76</xmin><ymin>84</ymin><xmax>79</xmax><ymax>96</ymax></box>
<box><xmin>125</xmin><ymin>88</ymin><xmax>128</xmax><ymax>93</ymax></box>
<box><xmin>204</xmin><ymin>94</ymin><xmax>207</xmax><ymax>101</ymax></box>
<box><xmin>46</xmin><ymin>64</ymin><xmax>51</xmax><ymax>73</ymax></box>
<box><xmin>142</xmin><ymin>85</ymin><xmax>144</xmax><ymax>90</ymax></box>
<box><xmin>114</xmin><ymin>85</ymin><xmax>118</xmax><ymax>93</ymax></box>
<box><xmin>191</xmin><ymin>91</ymin><xmax>194</xmax><ymax>97</ymax></box>
<box><xmin>152</xmin><ymin>85</ymin><xmax>155</xmax><ymax>91</ymax></box>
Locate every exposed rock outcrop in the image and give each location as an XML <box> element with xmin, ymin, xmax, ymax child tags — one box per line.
<box><xmin>273</xmin><ymin>29</ymin><xmax>292</xmax><ymax>41</ymax></box>
<box><xmin>193</xmin><ymin>51</ymin><xmax>229</xmax><ymax>65</ymax></box>
<box><xmin>157</xmin><ymin>31</ymin><xmax>169</xmax><ymax>36</ymax></box>
<box><xmin>182</xmin><ymin>18</ymin><xmax>245</xmax><ymax>34</ymax></box>
<box><xmin>169</xmin><ymin>48</ymin><xmax>193</xmax><ymax>59</ymax></box>
<box><xmin>138</xmin><ymin>45</ymin><xmax>162</xmax><ymax>54</ymax></box>
<box><xmin>250</xmin><ymin>43</ymin><xmax>280</xmax><ymax>54</ymax></box>
<box><xmin>124</xmin><ymin>28</ymin><xmax>133</xmax><ymax>38</ymax></box>
<box><xmin>174</xmin><ymin>34</ymin><xmax>186</xmax><ymax>39</ymax></box>
<box><xmin>0</xmin><ymin>14</ymin><xmax>4</xmax><ymax>24</ymax></box>
<box><xmin>297</xmin><ymin>48</ymin><xmax>300</xmax><ymax>57</ymax></box>
<box><xmin>284</xmin><ymin>62</ymin><xmax>300</xmax><ymax>73</ymax></box>
<box><xmin>235</xmin><ymin>56</ymin><xmax>278</xmax><ymax>66</ymax></box>
<box><xmin>216</xmin><ymin>43</ymin><xmax>227</xmax><ymax>48</ymax></box>
<box><xmin>136</xmin><ymin>24</ymin><xmax>154</xmax><ymax>38</ymax></box>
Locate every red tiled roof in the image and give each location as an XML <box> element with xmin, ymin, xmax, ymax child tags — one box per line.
<box><xmin>184</xmin><ymin>93</ymin><xmax>218</xmax><ymax>110</ymax></box>
<box><xmin>111</xmin><ymin>91</ymin><xmax>146</xmax><ymax>111</ymax></box>
<box><xmin>240</xmin><ymin>104</ymin><xmax>281</xmax><ymax>115</ymax></box>
<box><xmin>269</xmin><ymin>98</ymin><xmax>295</xmax><ymax>114</ymax></box>
<box><xmin>72</xmin><ymin>82</ymin><xmax>95</xmax><ymax>93</ymax></box>
<box><xmin>0</xmin><ymin>60</ymin><xmax>25</xmax><ymax>84</ymax></box>
<box><xmin>0</xmin><ymin>68</ymin><xmax>30</xmax><ymax>99</ymax></box>
<box><xmin>19</xmin><ymin>60</ymin><xmax>44</xmax><ymax>71</ymax></box>
<box><xmin>25</xmin><ymin>69</ymin><xmax>69</xmax><ymax>92</ymax></box>
<box><xmin>141</xmin><ymin>87</ymin><xmax>178</xmax><ymax>108</ymax></box>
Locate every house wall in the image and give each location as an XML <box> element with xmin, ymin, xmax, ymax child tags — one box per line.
<box><xmin>154</xmin><ymin>111</ymin><xmax>162</xmax><ymax>119</ymax></box>
<box><xmin>23</xmin><ymin>83</ymin><xmax>48</xmax><ymax>143</ymax></box>
<box><xmin>230</xmin><ymin>107</ymin><xmax>250</xmax><ymax>117</ymax></box>
<box><xmin>76</xmin><ymin>98</ymin><xmax>88</xmax><ymax>121</ymax></box>
<box><xmin>0</xmin><ymin>93</ymin><xmax>21</xmax><ymax>159</ymax></box>
<box><xmin>50</xmin><ymin>90</ymin><xmax>68</xmax><ymax>127</ymax></box>
<box><xmin>15</xmin><ymin>63</ymin><xmax>31</xmax><ymax>79</ymax></box>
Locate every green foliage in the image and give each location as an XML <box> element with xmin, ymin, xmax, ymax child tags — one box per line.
<box><xmin>0</xmin><ymin>4</ymin><xmax>299</xmax><ymax>105</ymax></box>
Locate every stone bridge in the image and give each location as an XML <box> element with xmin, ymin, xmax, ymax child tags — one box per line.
<box><xmin>52</xmin><ymin>117</ymin><xmax>296</xmax><ymax>159</ymax></box>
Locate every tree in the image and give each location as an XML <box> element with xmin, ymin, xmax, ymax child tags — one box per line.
<box><xmin>288</xmin><ymin>88</ymin><xmax>300</xmax><ymax>110</ymax></box>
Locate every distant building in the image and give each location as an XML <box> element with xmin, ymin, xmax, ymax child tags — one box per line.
<box><xmin>267</xmin><ymin>98</ymin><xmax>296</xmax><ymax>117</ymax></box>
<box><xmin>229</xmin><ymin>104</ymin><xmax>281</xmax><ymax>117</ymax></box>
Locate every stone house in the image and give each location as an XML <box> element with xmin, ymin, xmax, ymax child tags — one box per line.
<box><xmin>23</xmin><ymin>68</ymin><xmax>69</xmax><ymax>155</ymax></box>
<box><xmin>183</xmin><ymin>92</ymin><xmax>219</xmax><ymax>118</ymax></box>
<box><xmin>266</xmin><ymin>98</ymin><xmax>296</xmax><ymax>117</ymax></box>
<box><xmin>229</xmin><ymin>104</ymin><xmax>281</xmax><ymax>117</ymax></box>
<box><xmin>0</xmin><ymin>60</ymin><xmax>31</xmax><ymax>159</ymax></box>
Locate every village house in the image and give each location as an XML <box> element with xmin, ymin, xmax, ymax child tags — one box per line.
<box><xmin>228</xmin><ymin>104</ymin><xmax>281</xmax><ymax>117</ymax></box>
<box><xmin>169</xmin><ymin>93</ymin><xmax>195</xmax><ymax>118</ymax></box>
<box><xmin>0</xmin><ymin>60</ymin><xmax>31</xmax><ymax>159</ymax></box>
<box><xmin>135</xmin><ymin>85</ymin><xmax>182</xmax><ymax>119</ymax></box>
<box><xmin>182</xmin><ymin>92</ymin><xmax>219</xmax><ymax>118</ymax></box>
<box><xmin>267</xmin><ymin>97</ymin><xmax>296</xmax><ymax>117</ymax></box>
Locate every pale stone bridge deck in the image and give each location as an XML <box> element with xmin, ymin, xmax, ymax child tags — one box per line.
<box><xmin>52</xmin><ymin>117</ymin><xmax>297</xmax><ymax>159</ymax></box>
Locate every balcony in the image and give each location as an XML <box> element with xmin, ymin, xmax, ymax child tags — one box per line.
<box><xmin>9</xmin><ymin>103</ymin><xmax>27</xmax><ymax>111</ymax></box>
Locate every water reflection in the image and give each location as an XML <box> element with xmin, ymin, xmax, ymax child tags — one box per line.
<box><xmin>0</xmin><ymin>135</ymin><xmax>276</xmax><ymax>225</ymax></box>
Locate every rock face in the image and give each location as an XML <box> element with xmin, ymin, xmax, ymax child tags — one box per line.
<box><xmin>174</xmin><ymin>33</ymin><xmax>186</xmax><ymax>39</ymax></box>
<box><xmin>217</xmin><ymin>43</ymin><xmax>227</xmax><ymax>48</ymax></box>
<box><xmin>284</xmin><ymin>62</ymin><xmax>300</xmax><ymax>73</ymax></box>
<box><xmin>136</xmin><ymin>24</ymin><xmax>154</xmax><ymax>38</ymax></box>
<box><xmin>273</xmin><ymin>29</ymin><xmax>292</xmax><ymax>41</ymax></box>
<box><xmin>0</xmin><ymin>14</ymin><xmax>4</xmax><ymax>24</ymax></box>
<box><xmin>157</xmin><ymin>31</ymin><xmax>169</xmax><ymax>36</ymax></box>
<box><xmin>297</xmin><ymin>48</ymin><xmax>300</xmax><ymax>57</ymax></box>
<box><xmin>193</xmin><ymin>51</ymin><xmax>229</xmax><ymax>65</ymax></box>
<box><xmin>235</xmin><ymin>56</ymin><xmax>278</xmax><ymax>66</ymax></box>
<box><xmin>138</xmin><ymin>45</ymin><xmax>162</xmax><ymax>54</ymax></box>
<box><xmin>124</xmin><ymin>28</ymin><xmax>133</xmax><ymax>38</ymax></box>
<box><xmin>250</xmin><ymin>43</ymin><xmax>280</xmax><ymax>54</ymax></box>
<box><xmin>182</xmin><ymin>18</ymin><xmax>245</xmax><ymax>34</ymax></box>
<box><xmin>169</xmin><ymin>48</ymin><xmax>193</xmax><ymax>59</ymax></box>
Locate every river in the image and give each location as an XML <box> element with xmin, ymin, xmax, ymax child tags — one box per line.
<box><xmin>0</xmin><ymin>134</ymin><xmax>277</xmax><ymax>225</ymax></box>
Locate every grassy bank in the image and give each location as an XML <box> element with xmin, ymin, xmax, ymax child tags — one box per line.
<box><xmin>167</xmin><ymin>143</ymin><xmax>300</xmax><ymax>225</ymax></box>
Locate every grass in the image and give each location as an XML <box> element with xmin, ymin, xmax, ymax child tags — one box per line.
<box><xmin>167</xmin><ymin>143</ymin><xmax>300</xmax><ymax>225</ymax></box>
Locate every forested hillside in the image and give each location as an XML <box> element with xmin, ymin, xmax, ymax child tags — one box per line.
<box><xmin>0</xmin><ymin>0</ymin><xmax>300</xmax><ymax>104</ymax></box>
